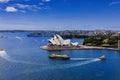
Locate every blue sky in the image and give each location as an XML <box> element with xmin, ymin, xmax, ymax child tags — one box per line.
<box><xmin>0</xmin><ymin>0</ymin><xmax>120</xmax><ymax>30</ymax></box>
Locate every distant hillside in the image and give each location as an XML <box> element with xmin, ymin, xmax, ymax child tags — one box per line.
<box><xmin>0</xmin><ymin>30</ymin><xmax>119</xmax><ymax>39</ymax></box>
<box><xmin>83</xmin><ymin>34</ymin><xmax>120</xmax><ymax>48</ymax></box>
<box><xmin>26</xmin><ymin>30</ymin><xmax>118</xmax><ymax>38</ymax></box>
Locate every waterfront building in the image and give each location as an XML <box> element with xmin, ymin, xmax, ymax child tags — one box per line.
<box><xmin>48</xmin><ymin>34</ymin><xmax>78</xmax><ymax>46</ymax></box>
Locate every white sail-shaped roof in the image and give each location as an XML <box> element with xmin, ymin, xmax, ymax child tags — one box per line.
<box><xmin>56</xmin><ymin>34</ymin><xmax>64</xmax><ymax>45</ymax></box>
<box><xmin>48</xmin><ymin>34</ymin><xmax>72</xmax><ymax>46</ymax></box>
<box><xmin>71</xmin><ymin>42</ymin><xmax>79</xmax><ymax>46</ymax></box>
<box><xmin>63</xmin><ymin>39</ymin><xmax>70</xmax><ymax>45</ymax></box>
<box><xmin>48</xmin><ymin>38</ymin><xmax>57</xmax><ymax>45</ymax></box>
<box><xmin>53</xmin><ymin>35</ymin><xmax>61</xmax><ymax>45</ymax></box>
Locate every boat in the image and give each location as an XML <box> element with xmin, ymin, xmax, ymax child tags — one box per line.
<box><xmin>99</xmin><ymin>55</ymin><xmax>106</xmax><ymax>60</ymax></box>
<box><xmin>49</xmin><ymin>54</ymin><xmax>70</xmax><ymax>60</ymax></box>
<box><xmin>0</xmin><ymin>48</ymin><xmax>3</xmax><ymax>51</ymax></box>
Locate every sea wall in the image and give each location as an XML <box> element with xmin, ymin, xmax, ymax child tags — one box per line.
<box><xmin>41</xmin><ymin>45</ymin><xmax>119</xmax><ymax>51</ymax></box>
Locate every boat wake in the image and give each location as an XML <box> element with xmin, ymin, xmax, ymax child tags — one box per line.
<box><xmin>21</xmin><ymin>58</ymin><xmax>100</xmax><ymax>74</ymax></box>
<box><xmin>15</xmin><ymin>36</ymin><xmax>22</xmax><ymax>40</ymax></box>
<box><xmin>0</xmin><ymin>50</ymin><xmax>100</xmax><ymax>69</ymax></box>
<box><xmin>0</xmin><ymin>50</ymin><xmax>45</xmax><ymax>66</ymax></box>
<box><xmin>42</xmin><ymin>58</ymin><xmax>100</xmax><ymax>71</ymax></box>
<box><xmin>0</xmin><ymin>50</ymin><xmax>11</xmax><ymax>61</ymax></box>
<box><xmin>58</xmin><ymin>58</ymin><xmax>100</xmax><ymax>69</ymax></box>
<box><xmin>70</xmin><ymin>58</ymin><xmax>94</xmax><ymax>60</ymax></box>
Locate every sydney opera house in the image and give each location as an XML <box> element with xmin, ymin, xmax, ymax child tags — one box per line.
<box><xmin>41</xmin><ymin>34</ymin><xmax>120</xmax><ymax>51</ymax></box>
<box><xmin>48</xmin><ymin>34</ymin><xmax>79</xmax><ymax>46</ymax></box>
<box><xmin>41</xmin><ymin>34</ymin><xmax>81</xmax><ymax>50</ymax></box>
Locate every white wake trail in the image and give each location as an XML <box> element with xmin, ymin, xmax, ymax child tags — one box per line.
<box><xmin>0</xmin><ymin>50</ymin><xmax>45</xmax><ymax>66</ymax></box>
<box><xmin>43</xmin><ymin>58</ymin><xmax>100</xmax><ymax>71</ymax></box>
<box><xmin>15</xmin><ymin>37</ymin><xmax>22</xmax><ymax>40</ymax></box>
<box><xmin>58</xmin><ymin>58</ymin><xmax>100</xmax><ymax>69</ymax></box>
<box><xmin>0</xmin><ymin>50</ymin><xmax>100</xmax><ymax>69</ymax></box>
<box><xmin>70</xmin><ymin>58</ymin><xmax>94</xmax><ymax>60</ymax></box>
<box><xmin>0</xmin><ymin>50</ymin><xmax>11</xmax><ymax>61</ymax></box>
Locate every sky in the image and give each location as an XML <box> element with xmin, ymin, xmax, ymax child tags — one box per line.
<box><xmin>0</xmin><ymin>0</ymin><xmax>120</xmax><ymax>30</ymax></box>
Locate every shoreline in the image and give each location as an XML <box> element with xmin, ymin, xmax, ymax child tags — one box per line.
<box><xmin>41</xmin><ymin>45</ymin><xmax>119</xmax><ymax>51</ymax></box>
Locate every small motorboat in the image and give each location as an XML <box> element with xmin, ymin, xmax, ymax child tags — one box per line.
<box><xmin>0</xmin><ymin>48</ymin><xmax>3</xmax><ymax>51</ymax></box>
<box><xmin>99</xmin><ymin>55</ymin><xmax>106</xmax><ymax>60</ymax></box>
<box><xmin>49</xmin><ymin>54</ymin><xmax>70</xmax><ymax>60</ymax></box>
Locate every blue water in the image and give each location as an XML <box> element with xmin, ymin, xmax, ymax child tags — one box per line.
<box><xmin>0</xmin><ymin>32</ymin><xmax>120</xmax><ymax>80</ymax></box>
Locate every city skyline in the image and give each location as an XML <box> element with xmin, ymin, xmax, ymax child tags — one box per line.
<box><xmin>0</xmin><ymin>0</ymin><xmax>120</xmax><ymax>30</ymax></box>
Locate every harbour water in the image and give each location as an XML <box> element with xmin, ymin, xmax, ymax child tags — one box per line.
<box><xmin>0</xmin><ymin>32</ymin><xmax>120</xmax><ymax>80</ymax></box>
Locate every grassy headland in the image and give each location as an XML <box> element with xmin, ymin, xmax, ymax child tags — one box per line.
<box><xmin>83</xmin><ymin>34</ymin><xmax>120</xmax><ymax>48</ymax></box>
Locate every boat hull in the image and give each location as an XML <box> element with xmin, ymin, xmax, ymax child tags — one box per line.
<box><xmin>49</xmin><ymin>54</ymin><xmax>70</xmax><ymax>60</ymax></box>
<box><xmin>99</xmin><ymin>55</ymin><xmax>106</xmax><ymax>60</ymax></box>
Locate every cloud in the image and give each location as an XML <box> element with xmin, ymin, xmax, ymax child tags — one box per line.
<box><xmin>5</xmin><ymin>6</ymin><xmax>18</xmax><ymax>12</ymax></box>
<box><xmin>15</xmin><ymin>4</ymin><xmax>42</xmax><ymax>11</ymax></box>
<box><xmin>1</xmin><ymin>1</ymin><xmax>50</xmax><ymax>13</ymax></box>
<box><xmin>42</xmin><ymin>0</ymin><xmax>51</xmax><ymax>2</ymax></box>
<box><xmin>109</xmin><ymin>1</ymin><xmax>120</xmax><ymax>6</ymax></box>
<box><xmin>0</xmin><ymin>0</ymin><xmax>9</xmax><ymax>3</ymax></box>
<box><xmin>14</xmin><ymin>3</ymin><xmax>50</xmax><ymax>12</ymax></box>
<box><xmin>15</xmin><ymin>4</ymin><xmax>30</xmax><ymax>9</ymax></box>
